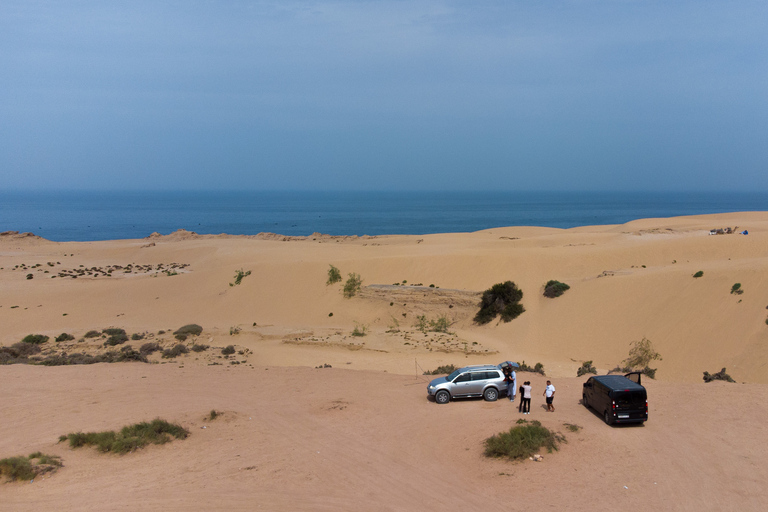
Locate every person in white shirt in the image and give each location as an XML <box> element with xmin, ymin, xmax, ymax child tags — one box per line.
<box><xmin>544</xmin><ymin>380</ymin><xmax>556</xmax><ymax>412</ymax></box>
<box><xmin>521</xmin><ymin>381</ymin><xmax>532</xmax><ymax>414</ymax></box>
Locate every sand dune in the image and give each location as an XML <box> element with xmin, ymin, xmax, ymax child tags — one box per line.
<box><xmin>1</xmin><ymin>213</ymin><xmax>768</xmax><ymax>509</ymax></box>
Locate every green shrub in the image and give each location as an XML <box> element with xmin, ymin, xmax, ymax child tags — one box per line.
<box><xmin>21</xmin><ymin>334</ymin><xmax>49</xmax><ymax>344</ymax></box>
<box><xmin>191</xmin><ymin>344</ymin><xmax>209</xmax><ymax>352</ymax></box>
<box><xmin>104</xmin><ymin>333</ymin><xmax>129</xmax><ymax>346</ymax></box>
<box><xmin>576</xmin><ymin>360</ymin><xmax>597</xmax><ymax>377</ymax></box>
<box><xmin>543</xmin><ymin>280</ymin><xmax>570</xmax><ymax>298</ymax></box>
<box><xmin>483</xmin><ymin>420</ymin><xmax>563</xmax><ymax>460</ymax></box>
<box><xmin>351</xmin><ymin>323</ymin><xmax>368</xmax><ymax>337</ymax></box>
<box><xmin>131</xmin><ymin>333</ymin><xmax>144</xmax><ymax>341</ymax></box>
<box><xmin>230</xmin><ymin>269</ymin><xmax>251</xmax><ymax>286</ymax></box>
<box><xmin>102</xmin><ymin>328</ymin><xmax>126</xmax><ymax>337</ymax></box>
<box><xmin>693</xmin><ymin>271</ymin><xmax>704</xmax><ymax>278</ymax></box>
<box><xmin>429</xmin><ymin>315</ymin><xmax>451</xmax><ymax>333</ymax></box>
<box><xmin>208</xmin><ymin>410</ymin><xmax>220</xmax><ymax>421</ymax></box>
<box><xmin>175</xmin><ymin>333</ymin><xmax>188</xmax><ymax>341</ymax></box>
<box><xmin>174</xmin><ymin>324</ymin><xmax>203</xmax><ymax>337</ymax></box>
<box><xmin>84</xmin><ymin>330</ymin><xmax>101</xmax><ymax>338</ymax></box>
<box><xmin>703</xmin><ymin>367</ymin><xmax>736</xmax><ymax>383</ymax></box>
<box><xmin>423</xmin><ymin>364</ymin><xmax>457</xmax><ymax>375</ymax></box>
<box><xmin>161</xmin><ymin>344</ymin><xmax>189</xmax><ymax>359</ymax></box>
<box><xmin>326</xmin><ymin>264</ymin><xmax>342</xmax><ymax>285</ymax></box>
<box><xmin>343</xmin><ymin>273</ymin><xmax>362</xmax><ymax>298</ymax></box>
<box><xmin>519</xmin><ymin>361</ymin><xmax>545</xmax><ymax>376</ymax></box>
<box><xmin>55</xmin><ymin>333</ymin><xmax>75</xmax><ymax>342</ymax></box>
<box><xmin>731</xmin><ymin>283</ymin><xmax>743</xmax><ymax>295</ymax></box>
<box><xmin>621</xmin><ymin>337</ymin><xmax>661</xmax><ymax>378</ymax></box>
<box><xmin>63</xmin><ymin>419</ymin><xmax>188</xmax><ymax>454</ymax></box>
<box><xmin>474</xmin><ymin>281</ymin><xmax>525</xmax><ymax>325</ymax></box>
<box><xmin>221</xmin><ymin>345</ymin><xmax>235</xmax><ymax>355</ymax></box>
<box><xmin>0</xmin><ymin>453</ymin><xmax>62</xmax><ymax>482</ymax></box>
<box><xmin>139</xmin><ymin>342</ymin><xmax>162</xmax><ymax>356</ymax></box>
<box><xmin>415</xmin><ymin>315</ymin><xmax>428</xmax><ymax>333</ymax></box>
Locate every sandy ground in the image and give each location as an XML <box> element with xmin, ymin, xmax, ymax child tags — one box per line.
<box><xmin>2</xmin><ymin>212</ymin><xmax>768</xmax><ymax>510</ymax></box>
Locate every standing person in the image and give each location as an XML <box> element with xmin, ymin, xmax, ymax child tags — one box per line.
<box><xmin>518</xmin><ymin>381</ymin><xmax>525</xmax><ymax>412</ymax></box>
<box><xmin>544</xmin><ymin>380</ymin><xmax>556</xmax><ymax>412</ymax></box>
<box><xmin>521</xmin><ymin>381</ymin><xmax>532</xmax><ymax>414</ymax></box>
<box><xmin>507</xmin><ymin>368</ymin><xmax>517</xmax><ymax>402</ymax></box>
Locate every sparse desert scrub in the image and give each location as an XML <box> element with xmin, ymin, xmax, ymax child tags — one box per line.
<box><xmin>221</xmin><ymin>345</ymin><xmax>236</xmax><ymax>355</ymax></box>
<box><xmin>139</xmin><ymin>342</ymin><xmax>162</xmax><ymax>356</ymax></box>
<box><xmin>483</xmin><ymin>420</ymin><xmax>563</xmax><ymax>461</ymax></box>
<box><xmin>230</xmin><ymin>269</ymin><xmax>251</xmax><ymax>286</ymax></box>
<box><xmin>576</xmin><ymin>360</ymin><xmax>597</xmax><ymax>377</ymax></box>
<box><xmin>326</xmin><ymin>264</ymin><xmax>342</xmax><ymax>285</ymax></box>
<box><xmin>518</xmin><ymin>361</ymin><xmax>545</xmax><ymax>375</ymax></box>
<box><xmin>0</xmin><ymin>453</ymin><xmax>62</xmax><ymax>482</ymax></box>
<box><xmin>429</xmin><ymin>315</ymin><xmax>451</xmax><ymax>333</ymax></box>
<box><xmin>61</xmin><ymin>419</ymin><xmax>188</xmax><ymax>454</ymax></box>
<box><xmin>343</xmin><ymin>273</ymin><xmax>362</xmax><ymax>298</ymax></box>
<box><xmin>161</xmin><ymin>344</ymin><xmax>189</xmax><ymax>358</ymax></box>
<box><xmin>104</xmin><ymin>332</ymin><xmax>129</xmax><ymax>346</ymax></box>
<box><xmin>208</xmin><ymin>410</ymin><xmax>220</xmax><ymax>421</ymax></box>
<box><xmin>174</xmin><ymin>324</ymin><xmax>203</xmax><ymax>337</ymax></box>
<box><xmin>351</xmin><ymin>323</ymin><xmax>368</xmax><ymax>337</ymax></box>
<box><xmin>543</xmin><ymin>280</ymin><xmax>570</xmax><ymax>298</ymax></box>
<box><xmin>423</xmin><ymin>364</ymin><xmax>458</xmax><ymax>375</ymax></box>
<box><xmin>83</xmin><ymin>330</ymin><xmax>101</xmax><ymax>338</ymax></box>
<box><xmin>703</xmin><ymin>368</ymin><xmax>736</xmax><ymax>383</ymax></box>
<box><xmin>613</xmin><ymin>337</ymin><xmax>662</xmax><ymax>378</ymax></box>
<box><xmin>55</xmin><ymin>333</ymin><xmax>75</xmax><ymax>342</ymax></box>
<box><xmin>21</xmin><ymin>334</ymin><xmax>49</xmax><ymax>344</ymax></box>
<box><xmin>191</xmin><ymin>344</ymin><xmax>209</xmax><ymax>352</ymax></box>
<box><xmin>693</xmin><ymin>271</ymin><xmax>704</xmax><ymax>278</ymax></box>
<box><xmin>731</xmin><ymin>283</ymin><xmax>743</xmax><ymax>295</ymax></box>
<box><xmin>474</xmin><ymin>281</ymin><xmax>525</xmax><ymax>324</ymax></box>
<box><xmin>102</xmin><ymin>328</ymin><xmax>126</xmax><ymax>337</ymax></box>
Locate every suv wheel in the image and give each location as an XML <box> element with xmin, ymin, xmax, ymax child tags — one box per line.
<box><xmin>483</xmin><ymin>388</ymin><xmax>498</xmax><ymax>402</ymax></box>
<box><xmin>435</xmin><ymin>390</ymin><xmax>450</xmax><ymax>404</ymax></box>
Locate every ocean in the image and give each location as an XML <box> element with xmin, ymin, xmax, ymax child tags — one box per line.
<box><xmin>1</xmin><ymin>190</ymin><xmax>766</xmax><ymax>242</ymax></box>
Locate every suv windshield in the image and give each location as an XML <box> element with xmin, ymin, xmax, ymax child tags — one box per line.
<box><xmin>446</xmin><ymin>369</ymin><xmax>462</xmax><ymax>381</ymax></box>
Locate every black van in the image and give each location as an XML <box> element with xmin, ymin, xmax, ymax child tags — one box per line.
<box><xmin>582</xmin><ymin>372</ymin><xmax>648</xmax><ymax>425</ymax></box>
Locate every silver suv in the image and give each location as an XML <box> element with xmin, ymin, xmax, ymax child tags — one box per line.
<box><xmin>427</xmin><ymin>364</ymin><xmax>507</xmax><ymax>404</ymax></box>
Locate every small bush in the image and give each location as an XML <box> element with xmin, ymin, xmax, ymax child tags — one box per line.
<box><xmin>131</xmin><ymin>333</ymin><xmax>144</xmax><ymax>341</ymax></box>
<box><xmin>429</xmin><ymin>315</ymin><xmax>451</xmax><ymax>333</ymax></box>
<box><xmin>191</xmin><ymin>344</ymin><xmax>209</xmax><ymax>352</ymax></box>
<box><xmin>0</xmin><ymin>453</ymin><xmax>62</xmax><ymax>482</ymax></box>
<box><xmin>731</xmin><ymin>283</ymin><xmax>743</xmax><ymax>295</ymax></box>
<box><xmin>104</xmin><ymin>333</ymin><xmax>129</xmax><ymax>346</ymax></box>
<box><xmin>484</xmin><ymin>420</ymin><xmax>563</xmax><ymax>461</ymax></box>
<box><xmin>543</xmin><ymin>280</ymin><xmax>570</xmax><ymax>298</ymax></box>
<box><xmin>21</xmin><ymin>334</ymin><xmax>49</xmax><ymax>344</ymax></box>
<box><xmin>139</xmin><ymin>342</ymin><xmax>162</xmax><ymax>356</ymax></box>
<box><xmin>519</xmin><ymin>361</ymin><xmax>545</xmax><ymax>375</ymax></box>
<box><xmin>474</xmin><ymin>281</ymin><xmax>525</xmax><ymax>325</ymax></box>
<box><xmin>229</xmin><ymin>326</ymin><xmax>241</xmax><ymax>336</ymax></box>
<box><xmin>230</xmin><ymin>269</ymin><xmax>251</xmax><ymax>286</ymax></box>
<box><xmin>174</xmin><ymin>324</ymin><xmax>203</xmax><ymax>337</ymax></box>
<box><xmin>576</xmin><ymin>360</ymin><xmax>597</xmax><ymax>377</ymax></box>
<box><xmin>55</xmin><ymin>333</ymin><xmax>75</xmax><ymax>342</ymax></box>
<box><xmin>63</xmin><ymin>419</ymin><xmax>188</xmax><ymax>454</ymax></box>
<box><xmin>162</xmin><ymin>344</ymin><xmax>189</xmax><ymax>359</ymax></box>
<box><xmin>415</xmin><ymin>315</ymin><xmax>428</xmax><ymax>333</ymax></box>
<box><xmin>351</xmin><ymin>323</ymin><xmax>367</xmax><ymax>337</ymax></box>
<box><xmin>343</xmin><ymin>273</ymin><xmax>362</xmax><ymax>298</ymax></box>
<box><xmin>423</xmin><ymin>364</ymin><xmax>458</xmax><ymax>375</ymax></box>
<box><xmin>175</xmin><ymin>333</ymin><xmax>188</xmax><ymax>341</ymax></box>
<box><xmin>221</xmin><ymin>345</ymin><xmax>235</xmax><ymax>355</ymax></box>
<box><xmin>84</xmin><ymin>330</ymin><xmax>101</xmax><ymax>338</ymax></box>
<box><xmin>102</xmin><ymin>328</ymin><xmax>126</xmax><ymax>337</ymax></box>
<box><xmin>693</xmin><ymin>271</ymin><xmax>704</xmax><ymax>278</ymax></box>
<box><xmin>621</xmin><ymin>337</ymin><xmax>661</xmax><ymax>378</ymax></box>
<box><xmin>703</xmin><ymin>367</ymin><xmax>736</xmax><ymax>383</ymax></box>
<box><xmin>326</xmin><ymin>264</ymin><xmax>342</xmax><ymax>285</ymax></box>
<box><xmin>208</xmin><ymin>410</ymin><xmax>219</xmax><ymax>421</ymax></box>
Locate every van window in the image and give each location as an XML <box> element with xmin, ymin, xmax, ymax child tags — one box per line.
<box><xmin>613</xmin><ymin>391</ymin><xmax>646</xmax><ymax>408</ymax></box>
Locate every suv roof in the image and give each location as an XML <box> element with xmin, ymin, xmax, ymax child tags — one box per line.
<box><xmin>460</xmin><ymin>364</ymin><xmax>500</xmax><ymax>371</ymax></box>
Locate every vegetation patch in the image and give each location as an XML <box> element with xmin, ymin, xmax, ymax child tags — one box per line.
<box><xmin>61</xmin><ymin>419</ymin><xmax>188</xmax><ymax>454</ymax></box>
<box><xmin>161</xmin><ymin>344</ymin><xmax>189</xmax><ymax>359</ymax></box>
<box><xmin>518</xmin><ymin>361</ymin><xmax>545</xmax><ymax>375</ymax></box>
<box><xmin>703</xmin><ymin>367</ymin><xmax>736</xmax><ymax>383</ymax></box>
<box><xmin>326</xmin><ymin>264</ymin><xmax>342</xmax><ymax>285</ymax></box>
<box><xmin>351</xmin><ymin>323</ymin><xmax>368</xmax><ymax>337</ymax></box>
<box><xmin>731</xmin><ymin>283</ymin><xmax>743</xmax><ymax>295</ymax></box>
<box><xmin>613</xmin><ymin>337</ymin><xmax>662</xmax><ymax>379</ymax></box>
<box><xmin>474</xmin><ymin>281</ymin><xmax>525</xmax><ymax>324</ymax></box>
<box><xmin>21</xmin><ymin>334</ymin><xmax>49</xmax><ymax>345</ymax></box>
<box><xmin>343</xmin><ymin>273</ymin><xmax>362</xmax><ymax>298</ymax></box>
<box><xmin>543</xmin><ymin>280</ymin><xmax>570</xmax><ymax>298</ymax></box>
<box><xmin>0</xmin><ymin>453</ymin><xmax>62</xmax><ymax>482</ymax></box>
<box><xmin>55</xmin><ymin>333</ymin><xmax>75</xmax><ymax>342</ymax></box>
<box><xmin>139</xmin><ymin>342</ymin><xmax>162</xmax><ymax>356</ymax></box>
<box><xmin>191</xmin><ymin>344</ymin><xmax>209</xmax><ymax>352</ymax></box>
<box><xmin>221</xmin><ymin>345</ymin><xmax>236</xmax><ymax>355</ymax></box>
<box><xmin>230</xmin><ymin>269</ymin><xmax>251</xmax><ymax>287</ymax></box>
<box><xmin>174</xmin><ymin>324</ymin><xmax>203</xmax><ymax>337</ymax></box>
<box><xmin>484</xmin><ymin>420</ymin><xmax>563</xmax><ymax>461</ymax></box>
<box><xmin>423</xmin><ymin>364</ymin><xmax>458</xmax><ymax>375</ymax></box>
<box><xmin>576</xmin><ymin>360</ymin><xmax>597</xmax><ymax>377</ymax></box>
<box><xmin>104</xmin><ymin>332</ymin><xmax>129</xmax><ymax>346</ymax></box>
<box><xmin>84</xmin><ymin>330</ymin><xmax>101</xmax><ymax>338</ymax></box>
<box><xmin>208</xmin><ymin>410</ymin><xmax>220</xmax><ymax>421</ymax></box>
<box><xmin>102</xmin><ymin>328</ymin><xmax>126</xmax><ymax>337</ymax></box>
<box><xmin>693</xmin><ymin>271</ymin><xmax>704</xmax><ymax>278</ymax></box>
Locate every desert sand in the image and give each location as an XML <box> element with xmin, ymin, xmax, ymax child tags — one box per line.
<box><xmin>1</xmin><ymin>212</ymin><xmax>768</xmax><ymax>510</ymax></box>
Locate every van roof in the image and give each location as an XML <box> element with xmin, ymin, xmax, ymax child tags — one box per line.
<box><xmin>589</xmin><ymin>375</ymin><xmax>646</xmax><ymax>391</ymax></box>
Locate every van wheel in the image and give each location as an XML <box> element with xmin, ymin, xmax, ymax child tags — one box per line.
<box><xmin>483</xmin><ymin>388</ymin><xmax>498</xmax><ymax>402</ymax></box>
<box><xmin>435</xmin><ymin>390</ymin><xmax>450</xmax><ymax>404</ymax></box>
<box><xmin>604</xmin><ymin>411</ymin><xmax>613</xmax><ymax>425</ymax></box>
<box><xmin>583</xmin><ymin>395</ymin><xmax>589</xmax><ymax>409</ymax></box>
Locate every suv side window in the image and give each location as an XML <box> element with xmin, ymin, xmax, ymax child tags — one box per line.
<box><xmin>454</xmin><ymin>373</ymin><xmax>471</xmax><ymax>383</ymax></box>
<box><xmin>471</xmin><ymin>372</ymin><xmax>489</xmax><ymax>381</ymax></box>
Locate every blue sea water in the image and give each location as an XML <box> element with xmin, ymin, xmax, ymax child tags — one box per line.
<box><xmin>1</xmin><ymin>190</ymin><xmax>766</xmax><ymax>242</ymax></box>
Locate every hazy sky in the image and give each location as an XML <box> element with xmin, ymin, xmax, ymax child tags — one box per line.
<box><xmin>2</xmin><ymin>1</ymin><xmax>767</xmax><ymax>191</ymax></box>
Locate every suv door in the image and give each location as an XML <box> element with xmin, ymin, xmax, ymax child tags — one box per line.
<box><xmin>451</xmin><ymin>372</ymin><xmax>472</xmax><ymax>397</ymax></box>
<box><xmin>467</xmin><ymin>371</ymin><xmax>491</xmax><ymax>396</ymax></box>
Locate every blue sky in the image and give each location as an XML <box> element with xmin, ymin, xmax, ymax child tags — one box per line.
<box><xmin>1</xmin><ymin>1</ymin><xmax>767</xmax><ymax>191</ymax></box>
